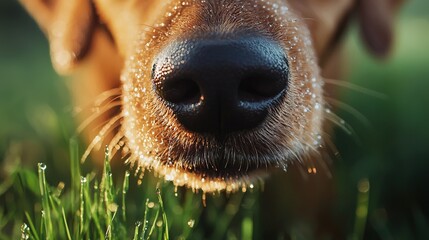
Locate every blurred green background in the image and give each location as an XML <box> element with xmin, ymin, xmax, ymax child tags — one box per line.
<box><xmin>1</xmin><ymin>0</ymin><xmax>429</xmax><ymax>239</ymax></box>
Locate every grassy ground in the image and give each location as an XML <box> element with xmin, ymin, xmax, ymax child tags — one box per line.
<box><xmin>1</xmin><ymin>1</ymin><xmax>429</xmax><ymax>239</ymax></box>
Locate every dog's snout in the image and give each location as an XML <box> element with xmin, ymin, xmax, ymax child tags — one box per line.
<box><xmin>153</xmin><ymin>36</ymin><xmax>289</xmax><ymax>135</ymax></box>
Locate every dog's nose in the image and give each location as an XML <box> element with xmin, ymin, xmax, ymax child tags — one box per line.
<box><xmin>152</xmin><ymin>36</ymin><xmax>289</xmax><ymax>135</ymax></box>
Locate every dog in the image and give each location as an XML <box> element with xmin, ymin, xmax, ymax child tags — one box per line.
<box><xmin>19</xmin><ymin>0</ymin><xmax>404</xmax><ymax>237</ymax></box>
<box><xmin>19</xmin><ymin>0</ymin><xmax>402</xmax><ymax>193</ymax></box>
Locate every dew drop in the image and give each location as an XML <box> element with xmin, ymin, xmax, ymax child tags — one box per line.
<box><xmin>21</xmin><ymin>223</ymin><xmax>29</xmax><ymax>240</ymax></box>
<box><xmin>358</xmin><ymin>179</ymin><xmax>370</xmax><ymax>193</ymax></box>
<box><xmin>38</xmin><ymin>163</ymin><xmax>47</xmax><ymax>170</ymax></box>
<box><xmin>187</xmin><ymin>219</ymin><xmax>195</xmax><ymax>228</ymax></box>
<box><xmin>80</xmin><ymin>176</ymin><xmax>87</xmax><ymax>183</ymax></box>
<box><xmin>156</xmin><ymin>220</ymin><xmax>163</xmax><ymax>227</ymax></box>
<box><xmin>108</xmin><ymin>203</ymin><xmax>118</xmax><ymax>212</ymax></box>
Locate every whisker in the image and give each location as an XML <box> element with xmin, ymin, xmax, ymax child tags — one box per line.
<box><xmin>289</xmin><ymin>134</ymin><xmax>306</xmax><ymax>164</ymax></box>
<box><xmin>94</xmin><ymin>122</ymin><xmax>122</xmax><ymax>152</ymax></box>
<box><xmin>320</xmin><ymin>131</ymin><xmax>340</xmax><ymax>163</ymax></box>
<box><xmin>324</xmin><ymin>78</ymin><xmax>387</xmax><ymax>99</ymax></box>
<box><xmin>325</xmin><ymin>97</ymin><xmax>371</xmax><ymax>127</ymax></box>
<box><xmin>81</xmin><ymin>115</ymin><xmax>123</xmax><ymax>163</ymax></box>
<box><xmin>93</xmin><ymin>88</ymin><xmax>122</xmax><ymax>106</ymax></box>
<box><xmin>108</xmin><ymin>129</ymin><xmax>125</xmax><ymax>158</ymax></box>
<box><xmin>324</xmin><ymin>109</ymin><xmax>355</xmax><ymax>136</ymax></box>
<box><xmin>121</xmin><ymin>149</ymin><xmax>132</xmax><ymax>163</ymax></box>
<box><xmin>73</xmin><ymin>88</ymin><xmax>121</xmax><ymax>115</ymax></box>
<box><xmin>297</xmin><ymin>132</ymin><xmax>333</xmax><ymax>176</ymax></box>
<box><xmin>77</xmin><ymin>102</ymin><xmax>122</xmax><ymax>133</ymax></box>
<box><xmin>318</xmin><ymin>151</ymin><xmax>333</xmax><ymax>178</ymax></box>
<box><xmin>289</xmin><ymin>146</ymin><xmax>303</xmax><ymax>167</ymax></box>
<box><xmin>299</xmin><ymin>17</ymin><xmax>316</xmax><ymax>22</ymax></box>
<box><xmin>137</xmin><ymin>23</ymin><xmax>157</xmax><ymax>30</ymax></box>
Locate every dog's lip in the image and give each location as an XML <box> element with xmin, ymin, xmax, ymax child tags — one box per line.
<box><xmin>160</xmin><ymin>136</ymin><xmax>283</xmax><ymax>175</ymax></box>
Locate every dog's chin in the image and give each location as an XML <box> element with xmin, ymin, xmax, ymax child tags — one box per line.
<box><xmin>133</xmin><ymin>147</ymin><xmax>277</xmax><ymax>193</ymax></box>
<box><xmin>124</xmin><ymin>115</ymin><xmax>308</xmax><ymax>192</ymax></box>
<box><xmin>162</xmin><ymin>134</ymin><xmax>285</xmax><ymax>174</ymax></box>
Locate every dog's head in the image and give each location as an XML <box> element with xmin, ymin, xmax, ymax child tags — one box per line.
<box><xmin>21</xmin><ymin>0</ymin><xmax>402</xmax><ymax>192</ymax></box>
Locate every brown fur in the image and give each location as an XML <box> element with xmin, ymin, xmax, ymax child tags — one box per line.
<box><xmin>20</xmin><ymin>0</ymin><xmax>402</xmax><ymax>193</ymax></box>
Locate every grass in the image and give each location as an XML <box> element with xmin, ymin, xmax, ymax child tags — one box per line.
<box><xmin>0</xmin><ymin>137</ymin><xmax>376</xmax><ymax>239</ymax></box>
<box><xmin>19</xmin><ymin>141</ymin><xmax>171</xmax><ymax>240</ymax></box>
<box><xmin>0</xmin><ymin>136</ymin><xmax>264</xmax><ymax>239</ymax></box>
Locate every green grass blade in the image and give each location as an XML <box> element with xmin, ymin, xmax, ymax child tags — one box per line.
<box><xmin>101</xmin><ymin>146</ymin><xmax>115</xmax><ymax>240</ymax></box>
<box><xmin>105</xmin><ymin>206</ymin><xmax>118</xmax><ymax>240</ymax></box>
<box><xmin>61</xmin><ymin>208</ymin><xmax>72</xmax><ymax>240</ymax></box>
<box><xmin>241</xmin><ymin>217</ymin><xmax>253</xmax><ymax>240</ymax></box>
<box><xmin>83</xmin><ymin>178</ymin><xmax>104</xmax><ymax>239</ymax></box>
<box><xmin>352</xmin><ymin>178</ymin><xmax>370</xmax><ymax>240</ymax></box>
<box><xmin>156</xmin><ymin>189</ymin><xmax>169</xmax><ymax>240</ymax></box>
<box><xmin>122</xmin><ymin>171</ymin><xmax>130</xmax><ymax>222</ymax></box>
<box><xmin>24</xmin><ymin>212</ymin><xmax>40</xmax><ymax>240</ymax></box>
<box><xmin>141</xmin><ymin>198</ymin><xmax>150</xmax><ymax>239</ymax></box>
<box><xmin>38</xmin><ymin>163</ymin><xmax>53</xmax><ymax>239</ymax></box>
<box><xmin>157</xmin><ymin>223</ymin><xmax>163</xmax><ymax>240</ymax></box>
<box><xmin>133</xmin><ymin>221</ymin><xmax>142</xmax><ymax>240</ymax></box>
<box><xmin>69</xmin><ymin>138</ymin><xmax>80</xmax><ymax>211</ymax></box>
<box><xmin>211</xmin><ymin>193</ymin><xmax>245</xmax><ymax>240</ymax></box>
<box><xmin>79</xmin><ymin>176</ymin><xmax>86</xmax><ymax>238</ymax></box>
<box><xmin>146</xmin><ymin>205</ymin><xmax>160</xmax><ymax>240</ymax></box>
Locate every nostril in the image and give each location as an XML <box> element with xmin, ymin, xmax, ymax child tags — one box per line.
<box><xmin>238</xmin><ymin>70</ymin><xmax>288</xmax><ymax>103</ymax></box>
<box><xmin>156</xmin><ymin>77</ymin><xmax>201</xmax><ymax>105</ymax></box>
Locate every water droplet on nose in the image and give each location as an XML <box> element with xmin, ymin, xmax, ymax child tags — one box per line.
<box><xmin>315</xmin><ymin>103</ymin><xmax>321</xmax><ymax>109</ymax></box>
<box><xmin>280</xmin><ymin>6</ymin><xmax>289</xmax><ymax>14</ymax></box>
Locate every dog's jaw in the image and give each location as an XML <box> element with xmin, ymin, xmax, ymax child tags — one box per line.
<box><xmin>119</xmin><ymin>0</ymin><xmax>325</xmax><ymax>193</ymax></box>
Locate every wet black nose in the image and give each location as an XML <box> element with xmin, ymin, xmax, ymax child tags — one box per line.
<box><xmin>152</xmin><ymin>36</ymin><xmax>289</xmax><ymax>135</ymax></box>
